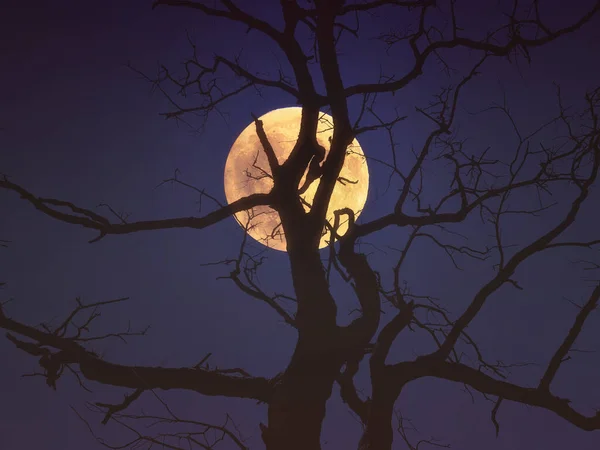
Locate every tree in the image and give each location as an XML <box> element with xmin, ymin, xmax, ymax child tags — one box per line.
<box><xmin>1</xmin><ymin>1</ymin><xmax>600</xmax><ymax>449</ymax></box>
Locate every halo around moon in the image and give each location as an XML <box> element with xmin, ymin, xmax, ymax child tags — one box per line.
<box><xmin>224</xmin><ymin>107</ymin><xmax>369</xmax><ymax>252</ymax></box>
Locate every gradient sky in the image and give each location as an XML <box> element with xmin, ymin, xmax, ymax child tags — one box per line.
<box><xmin>1</xmin><ymin>0</ymin><xmax>600</xmax><ymax>449</ymax></box>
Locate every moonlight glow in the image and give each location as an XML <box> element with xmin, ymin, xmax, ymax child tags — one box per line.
<box><xmin>224</xmin><ymin>107</ymin><xmax>369</xmax><ymax>251</ymax></box>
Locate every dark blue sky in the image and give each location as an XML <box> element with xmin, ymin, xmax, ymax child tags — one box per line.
<box><xmin>1</xmin><ymin>0</ymin><xmax>599</xmax><ymax>449</ymax></box>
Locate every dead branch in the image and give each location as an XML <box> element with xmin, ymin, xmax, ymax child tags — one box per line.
<box><xmin>0</xmin><ymin>298</ymin><xmax>272</xmax><ymax>402</ymax></box>
<box><xmin>344</xmin><ymin>1</ymin><xmax>600</xmax><ymax>98</ymax></box>
<box><xmin>539</xmin><ymin>284</ymin><xmax>600</xmax><ymax>390</ymax></box>
<box><xmin>0</xmin><ymin>176</ymin><xmax>271</xmax><ymax>243</ymax></box>
<box><xmin>402</xmin><ymin>358</ymin><xmax>600</xmax><ymax>431</ymax></box>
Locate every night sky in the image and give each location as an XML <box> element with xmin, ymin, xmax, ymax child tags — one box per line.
<box><xmin>1</xmin><ymin>0</ymin><xmax>600</xmax><ymax>449</ymax></box>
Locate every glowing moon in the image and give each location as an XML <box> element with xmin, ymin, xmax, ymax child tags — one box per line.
<box><xmin>224</xmin><ymin>107</ymin><xmax>369</xmax><ymax>252</ymax></box>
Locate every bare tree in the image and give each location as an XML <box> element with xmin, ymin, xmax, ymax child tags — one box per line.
<box><xmin>2</xmin><ymin>1</ymin><xmax>600</xmax><ymax>449</ymax></box>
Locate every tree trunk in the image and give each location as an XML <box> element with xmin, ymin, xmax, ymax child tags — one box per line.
<box><xmin>358</xmin><ymin>374</ymin><xmax>402</xmax><ymax>450</ymax></box>
<box><xmin>263</xmin><ymin>343</ymin><xmax>342</xmax><ymax>450</ymax></box>
<box><xmin>261</xmin><ymin>238</ymin><xmax>342</xmax><ymax>450</ymax></box>
<box><xmin>358</xmin><ymin>399</ymin><xmax>395</xmax><ymax>450</ymax></box>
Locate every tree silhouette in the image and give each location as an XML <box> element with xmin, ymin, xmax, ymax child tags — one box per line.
<box><xmin>2</xmin><ymin>1</ymin><xmax>600</xmax><ymax>449</ymax></box>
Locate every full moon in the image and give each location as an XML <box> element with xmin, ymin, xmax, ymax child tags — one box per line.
<box><xmin>224</xmin><ymin>107</ymin><xmax>369</xmax><ymax>252</ymax></box>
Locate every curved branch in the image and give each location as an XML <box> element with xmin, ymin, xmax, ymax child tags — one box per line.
<box><xmin>153</xmin><ymin>1</ymin><xmax>283</xmax><ymax>41</ymax></box>
<box><xmin>341</xmin><ymin>0</ymin><xmax>432</xmax><ymax>15</ymax></box>
<box><xmin>0</xmin><ymin>177</ymin><xmax>271</xmax><ymax>242</ymax></box>
<box><xmin>344</xmin><ymin>1</ymin><xmax>600</xmax><ymax>98</ymax></box>
<box><xmin>154</xmin><ymin>0</ymin><xmax>323</xmax><ymax>106</ymax></box>
<box><xmin>218</xmin><ymin>55</ymin><xmax>301</xmax><ymax>100</ymax></box>
<box><xmin>349</xmin><ymin>175</ymin><xmax>561</xmax><ymax>239</ymax></box>
<box><xmin>337</xmin><ymin>355</ymin><xmax>369</xmax><ymax>424</ymax></box>
<box><xmin>539</xmin><ymin>283</ymin><xmax>600</xmax><ymax>391</ymax></box>
<box><xmin>433</xmin><ymin>150</ymin><xmax>598</xmax><ymax>358</ymax></box>
<box><xmin>408</xmin><ymin>359</ymin><xmax>600</xmax><ymax>431</ymax></box>
<box><xmin>337</xmin><ymin>209</ymin><xmax>381</xmax><ymax>346</ymax></box>
<box><xmin>0</xmin><ymin>310</ymin><xmax>272</xmax><ymax>402</ymax></box>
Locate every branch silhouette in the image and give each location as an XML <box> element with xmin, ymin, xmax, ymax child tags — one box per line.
<box><xmin>2</xmin><ymin>1</ymin><xmax>600</xmax><ymax>450</ymax></box>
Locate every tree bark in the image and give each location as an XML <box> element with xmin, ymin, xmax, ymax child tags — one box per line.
<box><xmin>358</xmin><ymin>398</ymin><xmax>395</xmax><ymax>450</ymax></box>
<box><xmin>358</xmin><ymin>375</ymin><xmax>399</xmax><ymax>450</ymax></box>
<box><xmin>263</xmin><ymin>340</ymin><xmax>343</xmax><ymax>450</ymax></box>
<box><xmin>262</xmin><ymin>238</ymin><xmax>342</xmax><ymax>450</ymax></box>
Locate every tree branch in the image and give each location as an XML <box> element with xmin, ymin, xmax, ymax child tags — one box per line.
<box><xmin>408</xmin><ymin>359</ymin><xmax>600</xmax><ymax>431</ymax></box>
<box><xmin>344</xmin><ymin>1</ymin><xmax>600</xmax><ymax>98</ymax></box>
<box><xmin>539</xmin><ymin>283</ymin><xmax>600</xmax><ymax>390</ymax></box>
<box><xmin>0</xmin><ymin>177</ymin><xmax>271</xmax><ymax>242</ymax></box>
<box><xmin>0</xmin><ymin>302</ymin><xmax>272</xmax><ymax>402</ymax></box>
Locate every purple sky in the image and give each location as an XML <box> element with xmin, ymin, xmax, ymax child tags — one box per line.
<box><xmin>1</xmin><ymin>0</ymin><xmax>600</xmax><ymax>449</ymax></box>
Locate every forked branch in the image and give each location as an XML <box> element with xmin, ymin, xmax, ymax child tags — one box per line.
<box><xmin>0</xmin><ymin>176</ymin><xmax>271</xmax><ymax>243</ymax></box>
<box><xmin>0</xmin><ymin>298</ymin><xmax>272</xmax><ymax>402</ymax></box>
